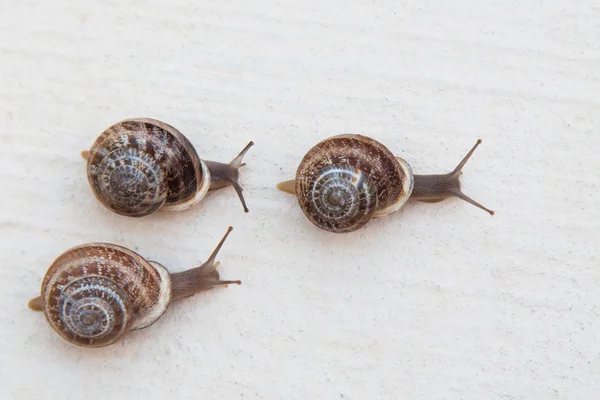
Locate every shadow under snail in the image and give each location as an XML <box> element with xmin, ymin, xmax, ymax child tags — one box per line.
<box><xmin>28</xmin><ymin>227</ymin><xmax>240</xmax><ymax>348</ymax></box>
<box><xmin>277</xmin><ymin>135</ymin><xmax>494</xmax><ymax>233</ymax></box>
<box><xmin>82</xmin><ymin>118</ymin><xmax>254</xmax><ymax>217</ymax></box>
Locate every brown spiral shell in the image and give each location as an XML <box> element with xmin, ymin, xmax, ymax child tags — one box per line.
<box><xmin>39</xmin><ymin>243</ymin><xmax>172</xmax><ymax>348</ymax></box>
<box><xmin>86</xmin><ymin>118</ymin><xmax>211</xmax><ymax>217</ymax></box>
<box><xmin>295</xmin><ymin>135</ymin><xmax>414</xmax><ymax>233</ymax></box>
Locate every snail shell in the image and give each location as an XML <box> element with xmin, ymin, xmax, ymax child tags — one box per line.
<box><xmin>87</xmin><ymin>118</ymin><xmax>210</xmax><ymax>217</ymax></box>
<box><xmin>295</xmin><ymin>135</ymin><xmax>414</xmax><ymax>233</ymax></box>
<box><xmin>38</xmin><ymin>243</ymin><xmax>171</xmax><ymax>348</ymax></box>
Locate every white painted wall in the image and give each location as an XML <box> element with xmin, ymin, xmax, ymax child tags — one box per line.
<box><xmin>1</xmin><ymin>1</ymin><xmax>598</xmax><ymax>399</ymax></box>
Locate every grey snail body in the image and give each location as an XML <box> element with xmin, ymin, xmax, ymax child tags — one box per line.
<box><xmin>85</xmin><ymin>118</ymin><xmax>253</xmax><ymax>217</ymax></box>
<box><xmin>278</xmin><ymin>135</ymin><xmax>494</xmax><ymax>233</ymax></box>
<box><xmin>28</xmin><ymin>227</ymin><xmax>240</xmax><ymax>348</ymax></box>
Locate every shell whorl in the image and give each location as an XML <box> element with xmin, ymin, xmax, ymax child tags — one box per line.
<box><xmin>40</xmin><ymin>243</ymin><xmax>172</xmax><ymax>348</ymax></box>
<box><xmin>54</xmin><ymin>276</ymin><xmax>132</xmax><ymax>346</ymax></box>
<box><xmin>303</xmin><ymin>163</ymin><xmax>377</xmax><ymax>233</ymax></box>
<box><xmin>295</xmin><ymin>135</ymin><xmax>414</xmax><ymax>233</ymax></box>
<box><xmin>87</xmin><ymin>118</ymin><xmax>209</xmax><ymax>217</ymax></box>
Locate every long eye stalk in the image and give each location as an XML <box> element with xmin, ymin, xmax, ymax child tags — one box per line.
<box><xmin>411</xmin><ymin>139</ymin><xmax>495</xmax><ymax>215</ymax></box>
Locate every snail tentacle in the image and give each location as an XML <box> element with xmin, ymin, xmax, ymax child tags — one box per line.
<box><xmin>204</xmin><ymin>141</ymin><xmax>254</xmax><ymax>213</ymax></box>
<box><xmin>171</xmin><ymin>226</ymin><xmax>241</xmax><ymax>301</ymax></box>
<box><xmin>411</xmin><ymin>139</ymin><xmax>495</xmax><ymax>215</ymax></box>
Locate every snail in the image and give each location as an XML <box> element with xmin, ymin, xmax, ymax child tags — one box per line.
<box><xmin>28</xmin><ymin>227</ymin><xmax>240</xmax><ymax>348</ymax></box>
<box><xmin>277</xmin><ymin>135</ymin><xmax>494</xmax><ymax>233</ymax></box>
<box><xmin>82</xmin><ymin>118</ymin><xmax>254</xmax><ymax>217</ymax></box>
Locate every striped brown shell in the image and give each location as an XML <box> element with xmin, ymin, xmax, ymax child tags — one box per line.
<box><xmin>39</xmin><ymin>243</ymin><xmax>172</xmax><ymax>348</ymax></box>
<box><xmin>87</xmin><ymin>118</ymin><xmax>211</xmax><ymax>217</ymax></box>
<box><xmin>295</xmin><ymin>135</ymin><xmax>414</xmax><ymax>233</ymax></box>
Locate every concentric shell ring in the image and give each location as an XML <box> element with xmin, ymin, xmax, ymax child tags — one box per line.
<box><xmin>305</xmin><ymin>163</ymin><xmax>377</xmax><ymax>233</ymax></box>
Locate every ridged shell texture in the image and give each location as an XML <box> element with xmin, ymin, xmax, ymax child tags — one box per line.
<box><xmin>295</xmin><ymin>135</ymin><xmax>411</xmax><ymax>233</ymax></box>
<box><xmin>87</xmin><ymin>119</ymin><xmax>205</xmax><ymax>217</ymax></box>
<box><xmin>40</xmin><ymin>243</ymin><xmax>167</xmax><ymax>347</ymax></box>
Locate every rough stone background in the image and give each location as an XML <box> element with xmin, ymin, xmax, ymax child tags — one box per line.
<box><xmin>1</xmin><ymin>1</ymin><xmax>598</xmax><ymax>399</ymax></box>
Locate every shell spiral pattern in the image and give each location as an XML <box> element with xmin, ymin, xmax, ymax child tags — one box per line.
<box><xmin>40</xmin><ymin>243</ymin><xmax>171</xmax><ymax>347</ymax></box>
<box><xmin>307</xmin><ymin>163</ymin><xmax>377</xmax><ymax>232</ymax></box>
<box><xmin>295</xmin><ymin>134</ymin><xmax>413</xmax><ymax>233</ymax></box>
<box><xmin>87</xmin><ymin>118</ymin><xmax>208</xmax><ymax>217</ymax></box>
<box><xmin>53</xmin><ymin>276</ymin><xmax>131</xmax><ymax>346</ymax></box>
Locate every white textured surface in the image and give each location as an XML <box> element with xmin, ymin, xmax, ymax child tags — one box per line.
<box><xmin>1</xmin><ymin>1</ymin><xmax>599</xmax><ymax>399</ymax></box>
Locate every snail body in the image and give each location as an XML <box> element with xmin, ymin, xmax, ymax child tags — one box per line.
<box><xmin>29</xmin><ymin>227</ymin><xmax>240</xmax><ymax>348</ymax></box>
<box><xmin>278</xmin><ymin>135</ymin><xmax>494</xmax><ymax>233</ymax></box>
<box><xmin>85</xmin><ymin>118</ymin><xmax>253</xmax><ymax>217</ymax></box>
